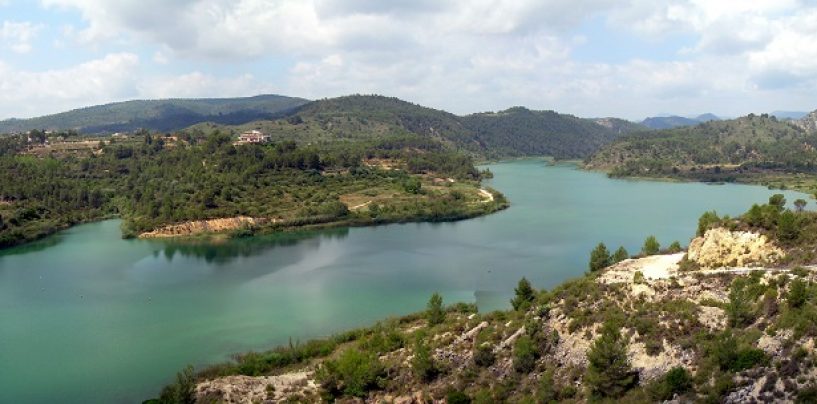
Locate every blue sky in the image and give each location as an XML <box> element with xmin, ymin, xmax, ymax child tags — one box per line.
<box><xmin>0</xmin><ymin>0</ymin><xmax>816</xmax><ymax>120</ymax></box>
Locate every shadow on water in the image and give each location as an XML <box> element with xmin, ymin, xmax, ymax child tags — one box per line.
<box><xmin>148</xmin><ymin>227</ymin><xmax>351</xmax><ymax>265</ymax></box>
<box><xmin>0</xmin><ymin>233</ymin><xmax>64</xmax><ymax>258</ymax></box>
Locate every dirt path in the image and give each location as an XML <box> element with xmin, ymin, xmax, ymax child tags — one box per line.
<box><xmin>478</xmin><ymin>189</ymin><xmax>494</xmax><ymax>203</ymax></box>
<box><xmin>349</xmin><ymin>200</ymin><xmax>372</xmax><ymax>210</ymax></box>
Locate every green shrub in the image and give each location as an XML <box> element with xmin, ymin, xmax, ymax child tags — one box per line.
<box><xmin>156</xmin><ymin>365</ymin><xmax>196</xmax><ymax>404</ymax></box>
<box><xmin>612</xmin><ymin>246</ymin><xmax>629</xmax><ymax>263</ymax></box>
<box><xmin>585</xmin><ymin>321</ymin><xmax>636</xmax><ymax>398</ymax></box>
<box><xmin>412</xmin><ymin>338</ymin><xmax>438</xmax><ymax>381</ymax></box>
<box><xmin>727</xmin><ymin>278</ymin><xmax>756</xmax><ymax>328</ymax></box>
<box><xmin>697</xmin><ymin>211</ymin><xmax>720</xmax><ymax>236</ymax></box>
<box><xmin>511</xmin><ymin>277</ymin><xmax>536</xmax><ymax>311</ymax></box>
<box><xmin>642</xmin><ymin>236</ymin><xmax>660</xmax><ymax>256</ymax></box>
<box><xmin>513</xmin><ymin>335</ymin><xmax>537</xmax><ymax>373</ymax></box>
<box><xmin>427</xmin><ymin>292</ymin><xmax>445</xmax><ymax>326</ymax></box>
<box><xmin>316</xmin><ymin>348</ymin><xmax>384</xmax><ymax>398</ymax></box>
<box><xmin>446</xmin><ymin>390</ymin><xmax>472</xmax><ymax>404</ymax></box>
<box><xmin>668</xmin><ymin>241</ymin><xmax>682</xmax><ymax>253</ymax></box>
<box><xmin>633</xmin><ymin>271</ymin><xmax>645</xmax><ymax>284</ymax></box>
<box><xmin>473</xmin><ymin>345</ymin><xmax>495</xmax><ymax>367</ymax></box>
<box><xmin>788</xmin><ymin>278</ymin><xmax>810</xmax><ymax>309</ymax></box>
<box><xmin>589</xmin><ymin>242</ymin><xmax>611</xmax><ymax>272</ymax></box>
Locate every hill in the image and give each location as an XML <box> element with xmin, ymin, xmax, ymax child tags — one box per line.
<box><xmin>586</xmin><ymin>113</ymin><xmax>817</xmax><ymax>191</ymax></box>
<box><xmin>459</xmin><ymin>107</ymin><xmax>644</xmax><ymax>159</ymax></box>
<box><xmin>795</xmin><ymin>110</ymin><xmax>817</xmax><ymax>133</ymax></box>
<box><xmin>0</xmin><ymin>94</ymin><xmax>309</xmax><ymax>134</ymax></box>
<box><xmin>641</xmin><ymin>114</ymin><xmax>720</xmax><ymax>130</ymax></box>
<box><xmin>191</xmin><ymin>95</ymin><xmax>643</xmax><ymax>160</ymax></box>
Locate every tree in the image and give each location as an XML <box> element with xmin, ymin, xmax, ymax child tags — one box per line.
<box><xmin>727</xmin><ymin>278</ymin><xmax>754</xmax><ymax>327</ymax></box>
<box><xmin>585</xmin><ymin>321</ymin><xmax>636</xmax><ymax>398</ymax></box>
<box><xmin>513</xmin><ymin>335</ymin><xmax>537</xmax><ymax>373</ymax></box>
<box><xmin>612</xmin><ymin>246</ymin><xmax>629</xmax><ymax>263</ymax></box>
<box><xmin>787</xmin><ymin>278</ymin><xmax>810</xmax><ymax>309</ymax></box>
<box><xmin>777</xmin><ymin>210</ymin><xmax>800</xmax><ymax>242</ymax></box>
<box><xmin>511</xmin><ymin>277</ymin><xmax>536</xmax><ymax>311</ymax></box>
<box><xmin>402</xmin><ymin>177</ymin><xmax>422</xmax><ymax>194</ymax></box>
<box><xmin>745</xmin><ymin>204</ymin><xmax>763</xmax><ymax>227</ymax></box>
<box><xmin>769</xmin><ymin>194</ymin><xmax>786</xmax><ymax>211</ymax></box>
<box><xmin>316</xmin><ymin>348</ymin><xmax>384</xmax><ymax>398</ymax></box>
<box><xmin>589</xmin><ymin>242</ymin><xmax>611</xmax><ymax>272</ymax></box>
<box><xmin>667</xmin><ymin>241</ymin><xmax>682</xmax><ymax>253</ymax></box>
<box><xmin>697</xmin><ymin>211</ymin><xmax>720</xmax><ymax>236</ymax></box>
<box><xmin>426</xmin><ymin>292</ymin><xmax>445</xmax><ymax>326</ymax></box>
<box><xmin>412</xmin><ymin>337</ymin><xmax>438</xmax><ymax>381</ymax></box>
<box><xmin>642</xmin><ymin>236</ymin><xmax>660</xmax><ymax>256</ymax></box>
<box><xmin>795</xmin><ymin>199</ymin><xmax>808</xmax><ymax>213</ymax></box>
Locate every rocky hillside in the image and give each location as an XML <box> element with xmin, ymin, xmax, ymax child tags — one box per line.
<box><xmin>148</xmin><ymin>201</ymin><xmax>817</xmax><ymax>403</ymax></box>
<box><xmin>795</xmin><ymin>110</ymin><xmax>817</xmax><ymax>133</ymax></box>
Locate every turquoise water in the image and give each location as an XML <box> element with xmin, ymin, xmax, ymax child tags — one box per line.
<box><xmin>0</xmin><ymin>160</ymin><xmax>810</xmax><ymax>403</ymax></box>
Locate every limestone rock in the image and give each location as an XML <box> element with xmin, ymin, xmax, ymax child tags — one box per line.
<box><xmin>687</xmin><ymin>228</ymin><xmax>784</xmax><ymax>269</ymax></box>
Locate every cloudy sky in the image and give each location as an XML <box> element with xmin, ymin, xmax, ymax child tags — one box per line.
<box><xmin>0</xmin><ymin>0</ymin><xmax>816</xmax><ymax>120</ymax></box>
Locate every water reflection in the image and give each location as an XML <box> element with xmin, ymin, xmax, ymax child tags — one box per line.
<box><xmin>148</xmin><ymin>227</ymin><xmax>350</xmax><ymax>265</ymax></box>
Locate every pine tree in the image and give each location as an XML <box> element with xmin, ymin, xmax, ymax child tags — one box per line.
<box><xmin>642</xmin><ymin>235</ymin><xmax>660</xmax><ymax>255</ymax></box>
<box><xmin>511</xmin><ymin>277</ymin><xmax>536</xmax><ymax>311</ymax></box>
<box><xmin>612</xmin><ymin>246</ymin><xmax>629</xmax><ymax>263</ymax></box>
<box><xmin>589</xmin><ymin>242</ymin><xmax>611</xmax><ymax>272</ymax></box>
<box><xmin>426</xmin><ymin>292</ymin><xmax>444</xmax><ymax>326</ymax></box>
<box><xmin>585</xmin><ymin>321</ymin><xmax>636</xmax><ymax>398</ymax></box>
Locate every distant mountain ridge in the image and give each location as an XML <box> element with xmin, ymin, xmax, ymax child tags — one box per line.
<box><xmin>0</xmin><ymin>94</ymin><xmax>309</xmax><ymax>134</ymax></box>
<box><xmin>641</xmin><ymin>113</ymin><xmax>720</xmax><ymax>130</ymax></box>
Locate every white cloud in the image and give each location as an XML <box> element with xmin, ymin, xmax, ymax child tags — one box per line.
<box><xmin>1</xmin><ymin>21</ymin><xmax>43</xmax><ymax>53</ymax></box>
<box><xmin>22</xmin><ymin>0</ymin><xmax>817</xmax><ymax>119</ymax></box>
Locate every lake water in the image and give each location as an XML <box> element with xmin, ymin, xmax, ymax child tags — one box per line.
<box><xmin>0</xmin><ymin>159</ymin><xmax>810</xmax><ymax>403</ymax></box>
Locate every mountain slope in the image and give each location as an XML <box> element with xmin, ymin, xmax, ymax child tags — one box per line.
<box><xmin>586</xmin><ymin>113</ymin><xmax>817</xmax><ymax>189</ymax></box>
<box><xmin>795</xmin><ymin>110</ymin><xmax>817</xmax><ymax>133</ymax></box>
<box><xmin>0</xmin><ymin>94</ymin><xmax>309</xmax><ymax>134</ymax></box>
<box><xmin>196</xmin><ymin>95</ymin><xmax>642</xmax><ymax>160</ymax></box>
<box><xmin>460</xmin><ymin>107</ymin><xmax>642</xmax><ymax>159</ymax></box>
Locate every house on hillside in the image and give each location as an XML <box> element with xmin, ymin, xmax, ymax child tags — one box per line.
<box><xmin>238</xmin><ymin>130</ymin><xmax>271</xmax><ymax>144</ymax></box>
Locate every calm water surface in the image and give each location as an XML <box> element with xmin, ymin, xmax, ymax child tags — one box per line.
<box><xmin>0</xmin><ymin>159</ymin><xmax>810</xmax><ymax>403</ymax></box>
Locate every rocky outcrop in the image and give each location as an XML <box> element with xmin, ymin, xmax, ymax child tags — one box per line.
<box><xmin>795</xmin><ymin>110</ymin><xmax>817</xmax><ymax>133</ymax></box>
<box><xmin>687</xmin><ymin>228</ymin><xmax>784</xmax><ymax>269</ymax></box>
<box><xmin>139</xmin><ymin>216</ymin><xmax>273</xmax><ymax>238</ymax></box>
<box><xmin>196</xmin><ymin>372</ymin><xmax>317</xmax><ymax>403</ymax></box>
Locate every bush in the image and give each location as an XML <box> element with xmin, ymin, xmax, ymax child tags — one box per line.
<box><xmin>589</xmin><ymin>242</ymin><xmax>611</xmax><ymax>272</ymax></box>
<box><xmin>788</xmin><ymin>278</ymin><xmax>810</xmax><ymax>309</ymax></box>
<box><xmin>427</xmin><ymin>292</ymin><xmax>445</xmax><ymax>326</ymax></box>
<box><xmin>585</xmin><ymin>321</ymin><xmax>636</xmax><ymax>398</ymax></box>
<box><xmin>650</xmin><ymin>366</ymin><xmax>692</xmax><ymax>401</ymax></box>
<box><xmin>642</xmin><ymin>236</ymin><xmax>660</xmax><ymax>256</ymax></box>
<box><xmin>727</xmin><ymin>278</ymin><xmax>755</xmax><ymax>328</ymax></box>
<box><xmin>777</xmin><ymin>210</ymin><xmax>800</xmax><ymax>242</ymax></box>
<box><xmin>612</xmin><ymin>246</ymin><xmax>629</xmax><ymax>263</ymax></box>
<box><xmin>446</xmin><ymin>390</ymin><xmax>472</xmax><ymax>404</ymax></box>
<box><xmin>157</xmin><ymin>365</ymin><xmax>196</xmax><ymax>404</ymax></box>
<box><xmin>513</xmin><ymin>335</ymin><xmax>537</xmax><ymax>373</ymax></box>
<box><xmin>697</xmin><ymin>211</ymin><xmax>720</xmax><ymax>236</ymax></box>
<box><xmin>316</xmin><ymin>348</ymin><xmax>384</xmax><ymax>398</ymax></box>
<box><xmin>473</xmin><ymin>344</ymin><xmax>495</xmax><ymax>367</ymax></box>
<box><xmin>511</xmin><ymin>277</ymin><xmax>536</xmax><ymax>311</ymax></box>
<box><xmin>668</xmin><ymin>241</ymin><xmax>682</xmax><ymax>253</ymax></box>
<box><xmin>412</xmin><ymin>338</ymin><xmax>438</xmax><ymax>381</ymax></box>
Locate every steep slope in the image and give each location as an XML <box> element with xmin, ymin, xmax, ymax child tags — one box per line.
<box><xmin>587</xmin><ymin>114</ymin><xmax>816</xmax><ymax>185</ymax></box>
<box><xmin>0</xmin><ymin>94</ymin><xmax>309</xmax><ymax>134</ymax></box>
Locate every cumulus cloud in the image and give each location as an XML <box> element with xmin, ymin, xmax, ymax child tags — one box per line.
<box><xmin>1</xmin><ymin>21</ymin><xmax>43</xmax><ymax>53</ymax></box>
<box><xmin>17</xmin><ymin>0</ymin><xmax>817</xmax><ymax>118</ymax></box>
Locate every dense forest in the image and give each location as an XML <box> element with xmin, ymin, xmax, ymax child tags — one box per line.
<box><xmin>0</xmin><ymin>129</ymin><xmax>505</xmax><ymax>249</ymax></box>
<box><xmin>586</xmin><ymin>113</ymin><xmax>817</xmax><ymax>192</ymax></box>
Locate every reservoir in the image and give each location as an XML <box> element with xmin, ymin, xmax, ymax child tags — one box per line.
<box><xmin>0</xmin><ymin>159</ymin><xmax>809</xmax><ymax>403</ymax></box>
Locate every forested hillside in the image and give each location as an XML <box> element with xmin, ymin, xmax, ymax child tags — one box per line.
<box><xmin>0</xmin><ymin>129</ymin><xmax>506</xmax><ymax>249</ymax></box>
<box><xmin>586</xmin><ymin>113</ymin><xmax>817</xmax><ymax>192</ymax></box>
<box><xmin>0</xmin><ymin>94</ymin><xmax>308</xmax><ymax>134</ymax></box>
<box><xmin>460</xmin><ymin>107</ymin><xmax>643</xmax><ymax>159</ymax></box>
<box><xmin>195</xmin><ymin>95</ymin><xmax>642</xmax><ymax>160</ymax></box>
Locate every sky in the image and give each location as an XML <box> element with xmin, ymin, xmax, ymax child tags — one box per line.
<box><xmin>0</xmin><ymin>0</ymin><xmax>816</xmax><ymax>120</ymax></box>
